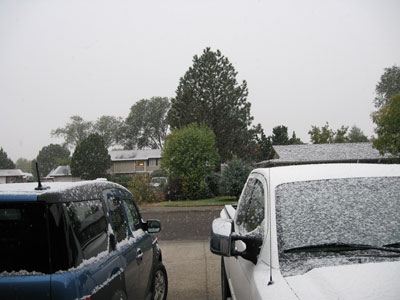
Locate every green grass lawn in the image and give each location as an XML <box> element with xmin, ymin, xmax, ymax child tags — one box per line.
<box><xmin>160</xmin><ymin>196</ymin><xmax>237</xmax><ymax>207</ymax></box>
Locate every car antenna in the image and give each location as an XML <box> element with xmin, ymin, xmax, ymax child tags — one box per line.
<box><xmin>35</xmin><ymin>162</ymin><xmax>49</xmax><ymax>190</ymax></box>
<box><xmin>267</xmin><ymin>168</ymin><xmax>274</xmax><ymax>286</ymax></box>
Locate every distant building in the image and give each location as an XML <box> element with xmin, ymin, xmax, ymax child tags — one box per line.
<box><xmin>45</xmin><ymin>166</ymin><xmax>80</xmax><ymax>182</ymax></box>
<box><xmin>0</xmin><ymin>169</ymin><xmax>25</xmax><ymax>184</ymax></box>
<box><xmin>256</xmin><ymin>143</ymin><xmax>398</xmax><ymax>168</ymax></box>
<box><xmin>108</xmin><ymin>149</ymin><xmax>162</xmax><ymax>176</ymax></box>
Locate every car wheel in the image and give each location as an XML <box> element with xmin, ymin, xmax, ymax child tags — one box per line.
<box><xmin>221</xmin><ymin>258</ymin><xmax>232</xmax><ymax>300</ymax></box>
<box><xmin>151</xmin><ymin>263</ymin><xmax>168</xmax><ymax>300</ymax></box>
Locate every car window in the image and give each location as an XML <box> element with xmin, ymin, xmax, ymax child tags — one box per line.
<box><xmin>0</xmin><ymin>202</ymin><xmax>50</xmax><ymax>274</ymax></box>
<box><xmin>122</xmin><ymin>198</ymin><xmax>141</xmax><ymax>232</ymax></box>
<box><xmin>64</xmin><ymin>200</ymin><xmax>108</xmax><ymax>260</ymax></box>
<box><xmin>236</xmin><ymin>177</ymin><xmax>265</xmax><ymax>235</ymax></box>
<box><xmin>103</xmin><ymin>189</ymin><xmax>128</xmax><ymax>243</ymax></box>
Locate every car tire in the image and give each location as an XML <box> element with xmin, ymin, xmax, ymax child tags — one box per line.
<box><xmin>221</xmin><ymin>258</ymin><xmax>232</xmax><ymax>300</ymax></box>
<box><xmin>151</xmin><ymin>263</ymin><xmax>168</xmax><ymax>300</ymax></box>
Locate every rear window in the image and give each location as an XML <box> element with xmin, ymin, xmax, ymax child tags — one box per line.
<box><xmin>0</xmin><ymin>203</ymin><xmax>50</xmax><ymax>274</ymax></box>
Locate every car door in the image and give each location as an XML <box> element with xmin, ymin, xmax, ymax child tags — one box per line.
<box><xmin>121</xmin><ymin>196</ymin><xmax>154</xmax><ymax>299</ymax></box>
<box><xmin>61</xmin><ymin>199</ymin><xmax>125</xmax><ymax>300</ymax></box>
<box><xmin>103</xmin><ymin>188</ymin><xmax>153</xmax><ymax>300</ymax></box>
<box><xmin>103</xmin><ymin>188</ymin><xmax>141</xmax><ymax>300</ymax></box>
<box><xmin>227</xmin><ymin>174</ymin><xmax>266</xmax><ymax>300</ymax></box>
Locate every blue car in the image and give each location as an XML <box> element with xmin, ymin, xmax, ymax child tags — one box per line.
<box><xmin>0</xmin><ymin>180</ymin><xmax>168</xmax><ymax>300</ymax></box>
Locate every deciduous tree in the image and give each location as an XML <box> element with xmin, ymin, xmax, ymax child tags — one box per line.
<box><xmin>167</xmin><ymin>48</ymin><xmax>252</xmax><ymax>162</ymax></box>
<box><xmin>372</xmin><ymin>94</ymin><xmax>400</xmax><ymax>156</ymax></box>
<box><xmin>15</xmin><ymin>158</ymin><xmax>32</xmax><ymax>173</ymax></box>
<box><xmin>71</xmin><ymin>134</ymin><xmax>112</xmax><ymax>180</ymax></box>
<box><xmin>333</xmin><ymin>125</ymin><xmax>349</xmax><ymax>143</ymax></box>
<box><xmin>374</xmin><ymin>65</ymin><xmax>400</xmax><ymax>109</ymax></box>
<box><xmin>93</xmin><ymin>115</ymin><xmax>123</xmax><ymax>148</ymax></box>
<box><xmin>122</xmin><ymin>97</ymin><xmax>170</xmax><ymax>149</ymax></box>
<box><xmin>33</xmin><ymin>144</ymin><xmax>70</xmax><ymax>178</ymax></box>
<box><xmin>51</xmin><ymin>115</ymin><xmax>93</xmax><ymax>149</ymax></box>
<box><xmin>309</xmin><ymin>123</ymin><xmax>335</xmax><ymax>144</ymax></box>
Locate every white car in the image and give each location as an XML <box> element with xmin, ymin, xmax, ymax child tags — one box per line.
<box><xmin>150</xmin><ymin>177</ymin><xmax>168</xmax><ymax>188</ymax></box>
<box><xmin>210</xmin><ymin>164</ymin><xmax>400</xmax><ymax>300</ymax></box>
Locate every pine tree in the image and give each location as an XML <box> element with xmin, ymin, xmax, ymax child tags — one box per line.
<box><xmin>167</xmin><ymin>48</ymin><xmax>253</xmax><ymax>162</ymax></box>
<box><xmin>0</xmin><ymin>148</ymin><xmax>15</xmax><ymax>169</ymax></box>
<box><xmin>71</xmin><ymin>134</ymin><xmax>112</xmax><ymax>180</ymax></box>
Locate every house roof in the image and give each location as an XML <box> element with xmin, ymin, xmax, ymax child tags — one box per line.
<box><xmin>110</xmin><ymin>149</ymin><xmax>162</xmax><ymax>161</ymax></box>
<box><xmin>46</xmin><ymin>166</ymin><xmax>72</xmax><ymax>178</ymax></box>
<box><xmin>256</xmin><ymin>143</ymin><xmax>397</xmax><ymax>167</ymax></box>
<box><xmin>0</xmin><ymin>169</ymin><xmax>24</xmax><ymax>177</ymax></box>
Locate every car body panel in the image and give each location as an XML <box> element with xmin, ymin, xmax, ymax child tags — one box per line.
<box><xmin>285</xmin><ymin>261</ymin><xmax>400</xmax><ymax>300</ymax></box>
<box><xmin>216</xmin><ymin>164</ymin><xmax>400</xmax><ymax>300</ymax></box>
<box><xmin>0</xmin><ymin>180</ymin><xmax>165</xmax><ymax>300</ymax></box>
<box><xmin>0</xmin><ymin>274</ymin><xmax>51</xmax><ymax>300</ymax></box>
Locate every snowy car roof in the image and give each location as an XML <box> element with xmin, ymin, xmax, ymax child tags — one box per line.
<box><xmin>252</xmin><ymin>163</ymin><xmax>400</xmax><ymax>188</ymax></box>
<box><xmin>256</xmin><ymin>143</ymin><xmax>396</xmax><ymax>167</ymax></box>
<box><xmin>0</xmin><ymin>180</ymin><xmax>128</xmax><ymax>203</ymax></box>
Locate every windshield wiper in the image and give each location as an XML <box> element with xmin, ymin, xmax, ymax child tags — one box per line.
<box><xmin>283</xmin><ymin>242</ymin><xmax>400</xmax><ymax>254</ymax></box>
<box><xmin>383</xmin><ymin>242</ymin><xmax>400</xmax><ymax>248</ymax></box>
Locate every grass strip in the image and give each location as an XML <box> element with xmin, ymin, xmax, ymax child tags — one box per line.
<box><xmin>161</xmin><ymin>196</ymin><xmax>237</xmax><ymax>207</ymax></box>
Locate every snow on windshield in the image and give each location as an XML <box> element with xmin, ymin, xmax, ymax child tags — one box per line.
<box><xmin>275</xmin><ymin>177</ymin><xmax>400</xmax><ymax>251</ymax></box>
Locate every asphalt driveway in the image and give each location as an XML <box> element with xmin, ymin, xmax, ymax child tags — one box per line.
<box><xmin>141</xmin><ymin>206</ymin><xmax>223</xmax><ymax>300</ymax></box>
<box><xmin>159</xmin><ymin>240</ymin><xmax>221</xmax><ymax>300</ymax></box>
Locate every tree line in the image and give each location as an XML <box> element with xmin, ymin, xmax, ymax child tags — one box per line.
<box><xmin>1</xmin><ymin>49</ymin><xmax>398</xmax><ymax>200</ymax></box>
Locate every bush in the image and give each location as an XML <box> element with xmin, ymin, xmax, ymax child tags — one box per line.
<box><xmin>107</xmin><ymin>175</ymin><xmax>133</xmax><ymax>188</ymax></box>
<box><xmin>162</xmin><ymin>124</ymin><xmax>220</xmax><ymax>200</ymax></box>
<box><xmin>219</xmin><ymin>158</ymin><xmax>251</xmax><ymax>197</ymax></box>
<box><xmin>151</xmin><ymin>169</ymin><xmax>168</xmax><ymax>178</ymax></box>
<box><xmin>205</xmin><ymin>172</ymin><xmax>221</xmax><ymax>197</ymax></box>
<box><xmin>128</xmin><ymin>176</ymin><xmax>162</xmax><ymax>203</ymax></box>
<box><xmin>163</xmin><ymin>178</ymin><xmax>184</xmax><ymax>201</ymax></box>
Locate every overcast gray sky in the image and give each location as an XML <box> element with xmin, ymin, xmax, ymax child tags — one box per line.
<box><xmin>1</xmin><ymin>0</ymin><xmax>399</xmax><ymax>161</ymax></box>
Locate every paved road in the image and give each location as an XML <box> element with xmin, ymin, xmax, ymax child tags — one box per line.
<box><xmin>140</xmin><ymin>206</ymin><xmax>223</xmax><ymax>300</ymax></box>
<box><xmin>141</xmin><ymin>206</ymin><xmax>222</xmax><ymax>240</ymax></box>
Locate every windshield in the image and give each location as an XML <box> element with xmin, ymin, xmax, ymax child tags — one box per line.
<box><xmin>275</xmin><ymin>176</ymin><xmax>400</xmax><ymax>276</ymax></box>
<box><xmin>276</xmin><ymin>177</ymin><xmax>400</xmax><ymax>251</ymax></box>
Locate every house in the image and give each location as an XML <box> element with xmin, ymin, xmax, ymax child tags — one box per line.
<box><xmin>108</xmin><ymin>149</ymin><xmax>162</xmax><ymax>176</ymax></box>
<box><xmin>0</xmin><ymin>169</ymin><xmax>25</xmax><ymax>184</ymax></box>
<box><xmin>256</xmin><ymin>142</ymin><xmax>398</xmax><ymax>168</ymax></box>
<box><xmin>45</xmin><ymin>166</ymin><xmax>80</xmax><ymax>182</ymax></box>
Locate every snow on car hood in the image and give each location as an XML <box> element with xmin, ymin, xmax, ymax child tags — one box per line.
<box><xmin>284</xmin><ymin>261</ymin><xmax>400</xmax><ymax>300</ymax></box>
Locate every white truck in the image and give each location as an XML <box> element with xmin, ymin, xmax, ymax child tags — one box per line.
<box><xmin>210</xmin><ymin>164</ymin><xmax>400</xmax><ymax>300</ymax></box>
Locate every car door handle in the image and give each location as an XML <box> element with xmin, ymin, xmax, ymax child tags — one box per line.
<box><xmin>136</xmin><ymin>248</ymin><xmax>144</xmax><ymax>263</ymax></box>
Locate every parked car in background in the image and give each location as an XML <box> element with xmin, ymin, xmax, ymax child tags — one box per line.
<box><xmin>211</xmin><ymin>164</ymin><xmax>400</xmax><ymax>300</ymax></box>
<box><xmin>150</xmin><ymin>177</ymin><xmax>167</xmax><ymax>188</ymax></box>
<box><xmin>0</xmin><ymin>179</ymin><xmax>168</xmax><ymax>300</ymax></box>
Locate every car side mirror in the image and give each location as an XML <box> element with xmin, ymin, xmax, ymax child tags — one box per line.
<box><xmin>210</xmin><ymin>218</ymin><xmax>263</xmax><ymax>264</ymax></box>
<box><xmin>146</xmin><ymin>219</ymin><xmax>161</xmax><ymax>233</ymax></box>
<box><xmin>210</xmin><ymin>218</ymin><xmax>234</xmax><ymax>256</ymax></box>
